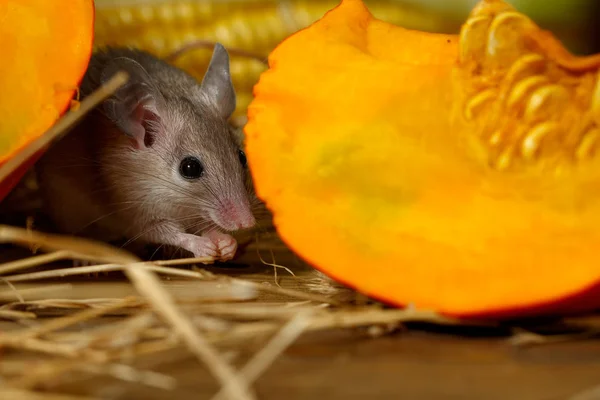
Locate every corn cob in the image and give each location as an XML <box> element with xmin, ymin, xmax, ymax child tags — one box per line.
<box><xmin>93</xmin><ymin>0</ymin><xmax>453</xmax><ymax>119</ymax></box>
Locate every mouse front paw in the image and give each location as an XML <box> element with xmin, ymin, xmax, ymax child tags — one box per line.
<box><xmin>178</xmin><ymin>235</ymin><xmax>219</xmax><ymax>262</ymax></box>
<box><xmin>204</xmin><ymin>231</ymin><xmax>238</xmax><ymax>261</ymax></box>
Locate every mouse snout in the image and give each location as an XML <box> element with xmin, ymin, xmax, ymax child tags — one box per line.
<box><xmin>215</xmin><ymin>198</ymin><xmax>256</xmax><ymax>231</ymax></box>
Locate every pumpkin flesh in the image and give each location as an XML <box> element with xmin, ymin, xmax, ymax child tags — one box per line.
<box><xmin>245</xmin><ymin>0</ymin><xmax>600</xmax><ymax>318</ymax></box>
<box><xmin>0</xmin><ymin>0</ymin><xmax>95</xmax><ymax>200</ymax></box>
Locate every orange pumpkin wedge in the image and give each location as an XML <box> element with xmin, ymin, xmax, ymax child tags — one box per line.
<box><xmin>0</xmin><ymin>0</ymin><xmax>94</xmax><ymax>201</ymax></box>
<box><xmin>245</xmin><ymin>0</ymin><xmax>600</xmax><ymax>318</ymax></box>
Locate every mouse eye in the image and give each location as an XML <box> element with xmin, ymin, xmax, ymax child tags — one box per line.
<box><xmin>179</xmin><ymin>156</ymin><xmax>204</xmax><ymax>179</ymax></box>
<box><xmin>238</xmin><ymin>150</ymin><xmax>247</xmax><ymax>168</ymax></box>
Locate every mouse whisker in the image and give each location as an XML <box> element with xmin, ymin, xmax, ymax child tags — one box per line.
<box><xmin>184</xmin><ymin>217</ymin><xmax>218</xmax><ymax>231</ymax></box>
<box><xmin>73</xmin><ymin>203</ymin><xmax>141</xmax><ymax>234</ymax></box>
<box><xmin>148</xmin><ymin>243</ymin><xmax>167</xmax><ymax>261</ymax></box>
<box><xmin>62</xmin><ymin>156</ymin><xmax>234</xmax><ymax>215</ymax></box>
<box><xmin>188</xmin><ymin>221</ymin><xmax>219</xmax><ymax>237</ymax></box>
<box><xmin>170</xmin><ymin>215</ymin><xmax>210</xmax><ymax>226</ymax></box>
<box><xmin>120</xmin><ymin>223</ymin><xmax>165</xmax><ymax>249</ymax></box>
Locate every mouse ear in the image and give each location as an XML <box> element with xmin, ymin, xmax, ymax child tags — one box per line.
<box><xmin>100</xmin><ymin>57</ymin><xmax>165</xmax><ymax>149</ymax></box>
<box><xmin>200</xmin><ymin>43</ymin><xmax>236</xmax><ymax>119</ymax></box>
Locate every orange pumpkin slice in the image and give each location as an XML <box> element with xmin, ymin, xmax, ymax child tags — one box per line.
<box><xmin>0</xmin><ymin>0</ymin><xmax>95</xmax><ymax>201</ymax></box>
<box><xmin>245</xmin><ymin>0</ymin><xmax>600</xmax><ymax>318</ymax></box>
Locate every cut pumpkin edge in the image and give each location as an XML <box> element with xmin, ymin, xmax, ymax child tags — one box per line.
<box><xmin>305</xmin><ymin>254</ymin><xmax>600</xmax><ymax>320</ymax></box>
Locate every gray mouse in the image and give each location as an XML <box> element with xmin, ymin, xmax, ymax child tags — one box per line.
<box><xmin>35</xmin><ymin>43</ymin><xmax>259</xmax><ymax>261</ymax></box>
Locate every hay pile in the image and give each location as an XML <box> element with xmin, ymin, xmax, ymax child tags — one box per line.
<box><xmin>0</xmin><ymin>223</ymin><xmax>468</xmax><ymax>400</ymax></box>
<box><xmin>1</xmin><ymin>223</ymin><xmax>599</xmax><ymax>399</ymax></box>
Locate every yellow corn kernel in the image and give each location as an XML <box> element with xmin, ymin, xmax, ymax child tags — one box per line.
<box><xmin>93</xmin><ymin>0</ymin><xmax>449</xmax><ymax>118</ymax></box>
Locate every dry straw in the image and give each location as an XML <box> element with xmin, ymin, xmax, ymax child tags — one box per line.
<box><xmin>1</xmin><ymin>221</ymin><xmax>596</xmax><ymax>398</ymax></box>
<box><xmin>0</xmin><ymin>223</ymin><xmax>469</xmax><ymax>399</ymax></box>
<box><xmin>0</xmin><ymin>48</ymin><xmax>597</xmax><ymax>400</ymax></box>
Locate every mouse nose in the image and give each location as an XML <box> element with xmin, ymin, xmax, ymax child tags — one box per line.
<box><xmin>219</xmin><ymin>199</ymin><xmax>256</xmax><ymax>231</ymax></box>
<box><xmin>237</xmin><ymin>212</ymin><xmax>256</xmax><ymax>230</ymax></box>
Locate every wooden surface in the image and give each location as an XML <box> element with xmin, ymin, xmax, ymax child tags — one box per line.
<box><xmin>0</xmin><ymin>227</ymin><xmax>600</xmax><ymax>400</ymax></box>
<box><xmin>2</xmin><ymin>323</ymin><xmax>600</xmax><ymax>400</ymax></box>
<box><xmin>59</xmin><ymin>330</ymin><xmax>600</xmax><ymax>400</ymax></box>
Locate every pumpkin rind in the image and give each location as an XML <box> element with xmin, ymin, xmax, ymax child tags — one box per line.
<box><xmin>245</xmin><ymin>0</ymin><xmax>600</xmax><ymax>318</ymax></box>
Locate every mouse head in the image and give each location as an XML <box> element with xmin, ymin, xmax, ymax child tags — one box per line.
<box><xmin>100</xmin><ymin>44</ymin><xmax>257</xmax><ymax>232</ymax></box>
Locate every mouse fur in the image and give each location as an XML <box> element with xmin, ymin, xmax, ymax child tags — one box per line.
<box><xmin>35</xmin><ymin>43</ymin><xmax>260</xmax><ymax>261</ymax></box>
